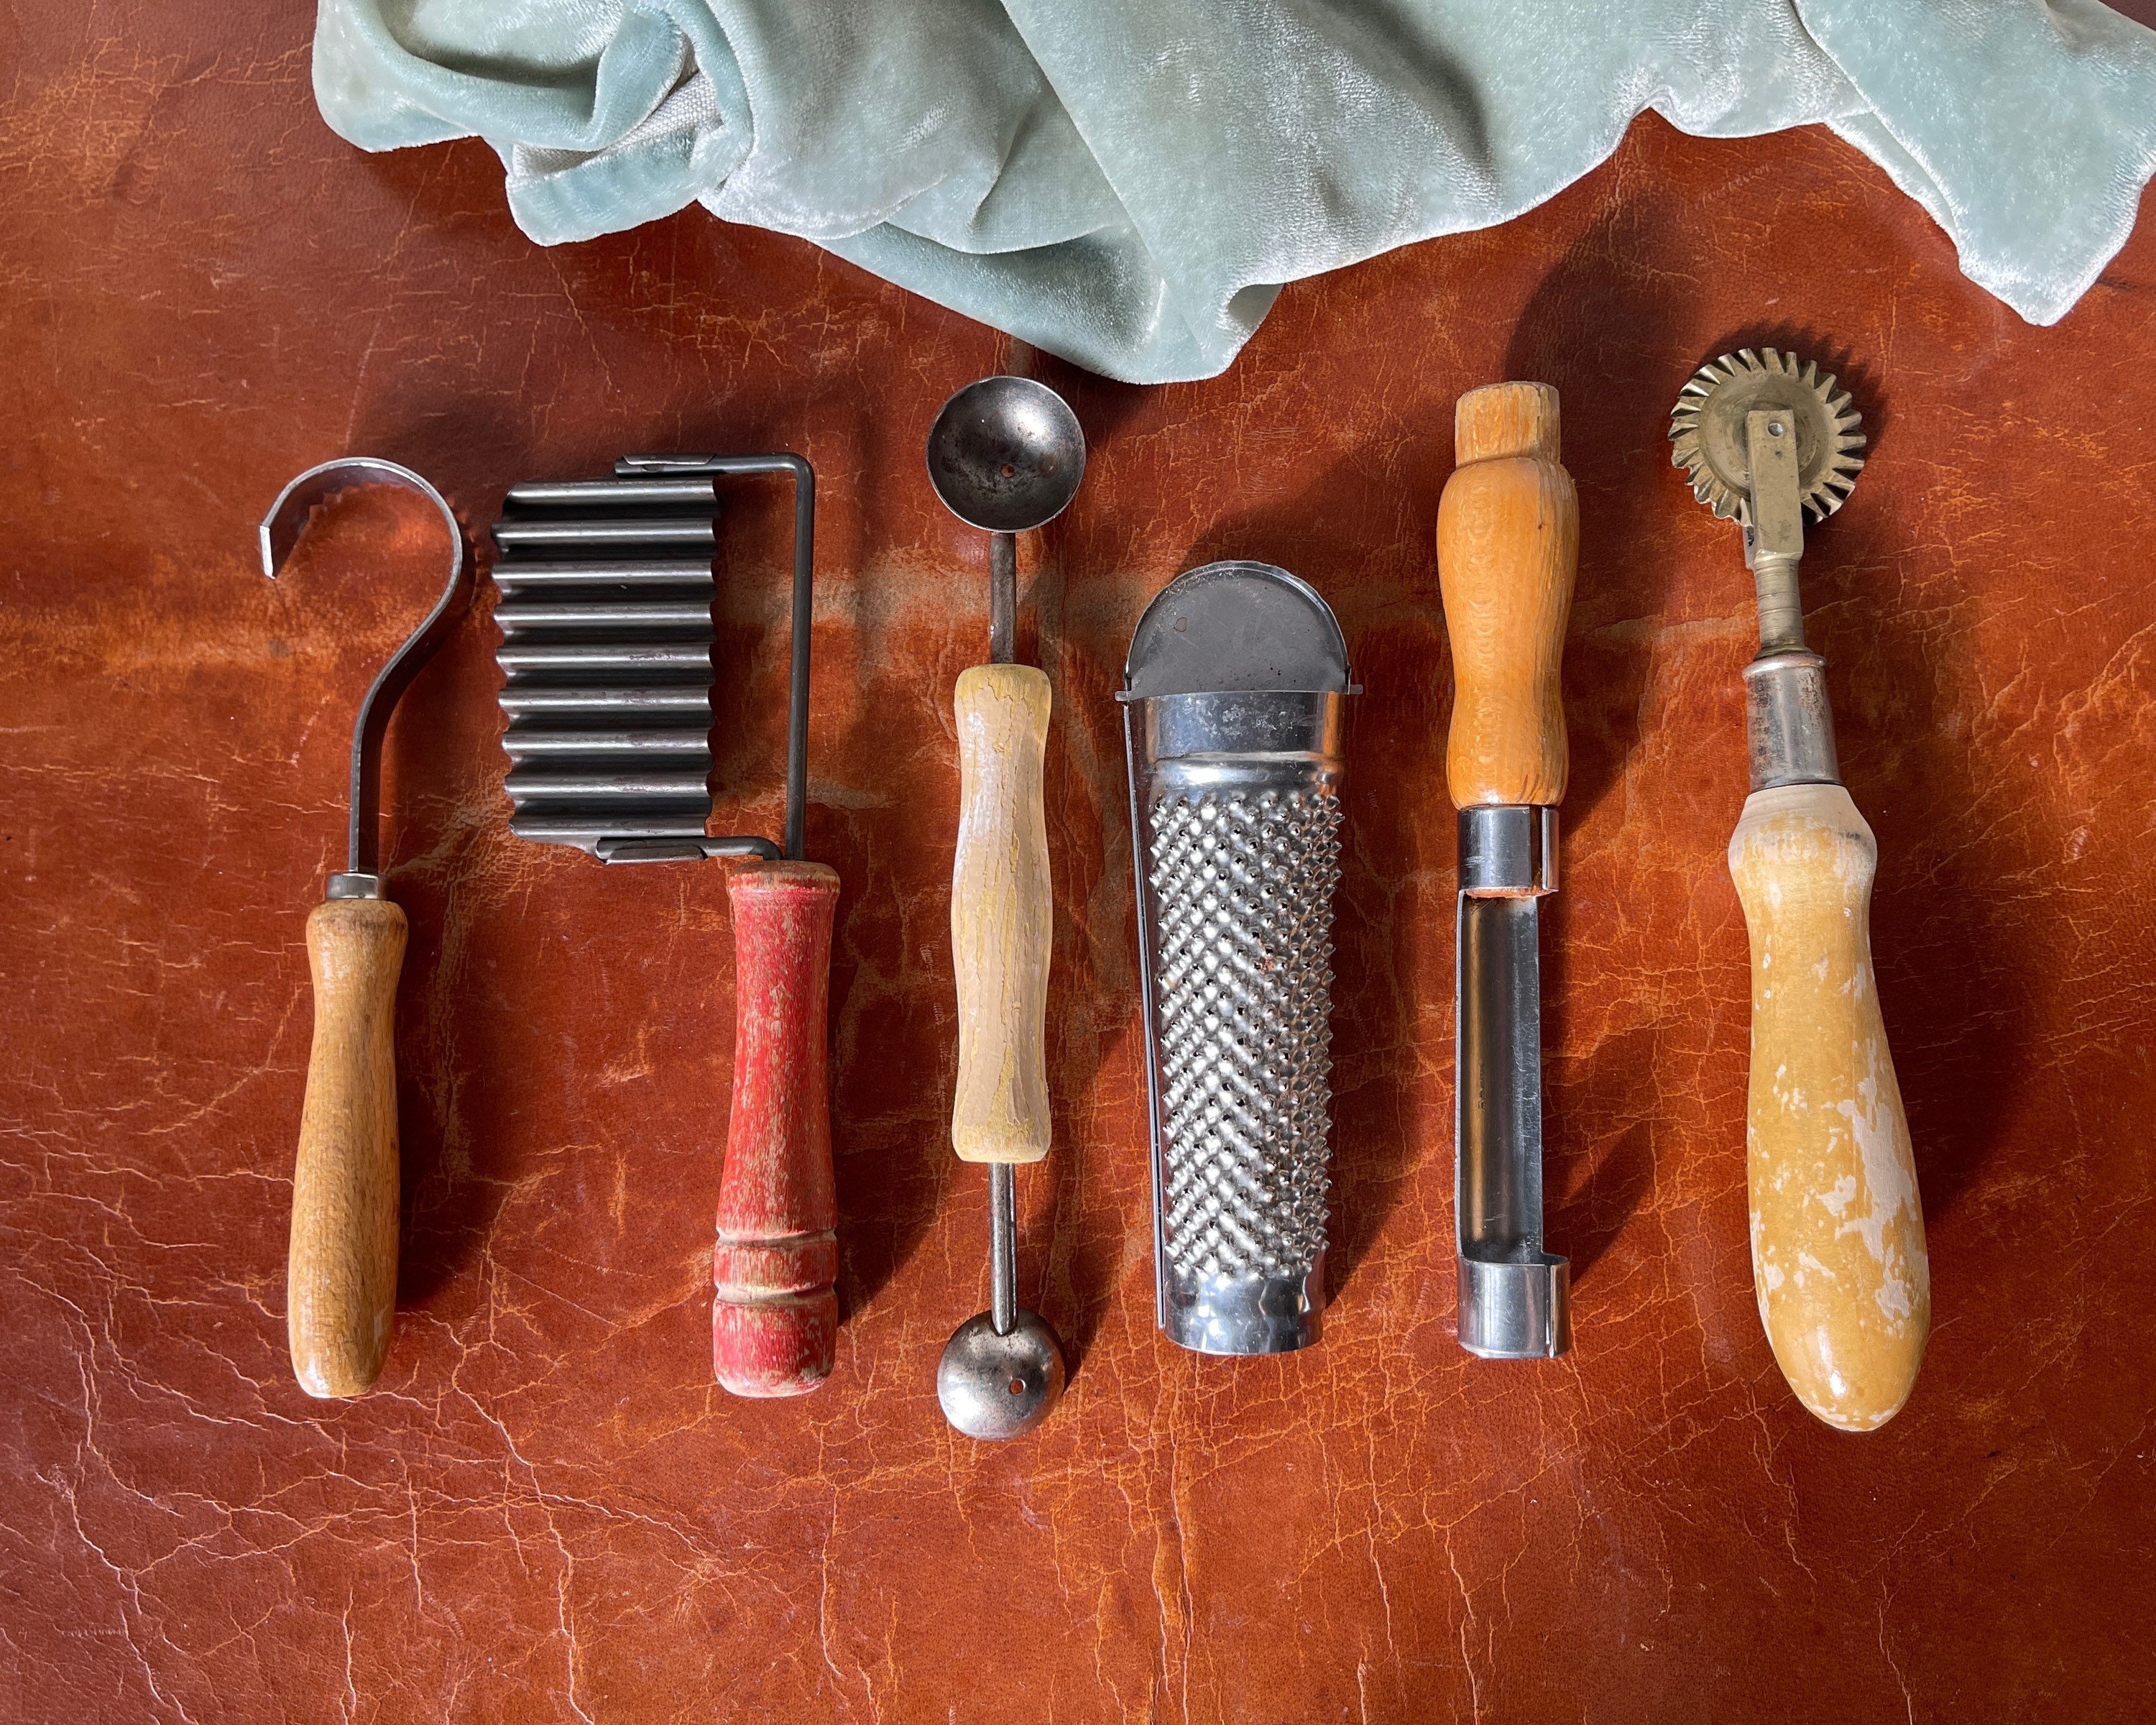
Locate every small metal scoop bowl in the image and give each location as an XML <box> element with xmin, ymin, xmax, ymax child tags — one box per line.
<box><xmin>937</xmin><ymin>1310</ymin><xmax>1066</xmax><ymax>1442</ymax></box>
<box><xmin>933</xmin><ymin>1155</ymin><xmax>1069</xmax><ymax>1442</ymax></box>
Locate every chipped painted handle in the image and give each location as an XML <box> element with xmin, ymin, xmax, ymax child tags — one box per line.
<box><xmin>1436</xmin><ymin>382</ymin><xmax>1578</xmax><ymax>808</ymax></box>
<box><xmin>1728</xmin><ymin>783</ymin><xmax>1930</xmax><ymax>1430</ymax></box>
<box><xmin>950</xmin><ymin>663</ymin><xmax>1053</xmax><ymax>1164</ymax></box>
<box><xmin>287</xmin><ymin>896</ymin><xmax>405</xmax><ymax>1399</ymax></box>
<box><xmin>714</xmin><ymin>860</ymin><xmax>841</xmax><ymax>1397</ymax></box>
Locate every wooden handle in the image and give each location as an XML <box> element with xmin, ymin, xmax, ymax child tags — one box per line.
<box><xmin>950</xmin><ymin>663</ymin><xmax>1052</xmax><ymax>1164</ymax></box>
<box><xmin>1435</xmin><ymin>382</ymin><xmax>1578</xmax><ymax>807</ymax></box>
<box><xmin>287</xmin><ymin>896</ymin><xmax>405</xmax><ymax>1399</ymax></box>
<box><xmin>713</xmin><ymin>860</ymin><xmax>841</xmax><ymax>1398</ymax></box>
<box><xmin>1728</xmin><ymin>783</ymin><xmax>1930</xmax><ymax>1430</ymax></box>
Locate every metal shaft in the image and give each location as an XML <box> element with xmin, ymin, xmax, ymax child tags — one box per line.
<box><xmin>989</xmin><ymin>531</ymin><xmax>1017</xmax><ymax>666</ymax></box>
<box><xmin>988</xmin><ymin>1162</ymin><xmax>1018</xmax><ymax>1336</ymax></box>
<box><xmin>1454</xmin><ymin>805</ymin><xmax>1570</xmax><ymax>1360</ymax></box>
<box><xmin>1737</xmin><ymin>416</ymin><xmax>1841</xmax><ymax>792</ymax></box>
<box><xmin>983</xmin><ymin>530</ymin><xmax>1021</xmax><ymax>1330</ymax></box>
<box><xmin>1457</xmin><ymin>896</ymin><xmax>1545</xmax><ymax>1256</ymax></box>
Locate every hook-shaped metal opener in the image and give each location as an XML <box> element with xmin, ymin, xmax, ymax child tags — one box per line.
<box><xmin>260</xmin><ymin>456</ymin><xmax>470</xmax><ymax>1399</ymax></box>
<box><xmin>261</xmin><ymin>456</ymin><xmax>471</xmax><ymax>893</ymax></box>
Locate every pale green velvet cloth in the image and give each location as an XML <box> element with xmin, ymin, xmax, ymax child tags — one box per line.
<box><xmin>315</xmin><ymin>1</ymin><xmax>2156</xmax><ymax>382</ymax></box>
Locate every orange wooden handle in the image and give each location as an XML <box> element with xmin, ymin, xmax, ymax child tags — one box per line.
<box><xmin>1436</xmin><ymin>382</ymin><xmax>1578</xmax><ymax>807</ymax></box>
<box><xmin>287</xmin><ymin>896</ymin><xmax>405</xmax><ymax>1399</ymax></box>
<box><xmin>713</xmin><ymin>860</ymin><xmax>841</xmax><ymax>1398</ymax></box>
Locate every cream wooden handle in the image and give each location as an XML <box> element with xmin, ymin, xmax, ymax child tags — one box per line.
<box><xmin>951</xmin><ymin>663</ymin><xmax>1052</xmax><ymax>1164</ymax></box>
<box><xmin>1436</xmin><ymin>382</ymin><xmax>1578</xmax><ymax>807</ymax></box>
<box><xmin>1729</xmin><ymin>783</ymin><xmax>1930</xmax><ymax>1430</ymax></box>
<box><xmin>287</xmin><ymin>896</ymin><xmax>405</xmax><ymax>1398</ymax></box>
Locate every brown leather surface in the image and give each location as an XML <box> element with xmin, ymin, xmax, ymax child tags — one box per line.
<box><xmin>4</xmin><ymin>8</ymin><xmax>2152</xmax><ymax>1721</ymax></box>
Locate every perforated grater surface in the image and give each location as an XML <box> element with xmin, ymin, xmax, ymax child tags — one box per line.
<box><xmin>1120</xmin><ymin>561</ymin><xmax>1356</xmax><ymax>1355</ymax></box>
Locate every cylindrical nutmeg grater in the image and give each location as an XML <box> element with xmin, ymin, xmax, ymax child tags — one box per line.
<box><xmin>1118</xmin><ymin>561</ymin><xmax>1356</xmax><ymax>1356</ymax></box>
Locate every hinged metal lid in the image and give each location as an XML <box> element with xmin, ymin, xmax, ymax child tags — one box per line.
<box><xmin>1121</xmin><ymin>561</ymin><xmax>1353</xmax><ymax>699</ymax></box>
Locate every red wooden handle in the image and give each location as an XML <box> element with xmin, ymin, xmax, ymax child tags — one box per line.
<box><xmin>713</xmin><ymin>860</ymin><xmax>840</xmax><ymax>1397</ymax></box>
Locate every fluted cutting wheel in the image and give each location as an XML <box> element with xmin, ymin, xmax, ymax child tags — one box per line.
<box><xmin>1669</xmin><ymin>348</ymin><xmax>1866</xmax><ymax>525</ymax></box>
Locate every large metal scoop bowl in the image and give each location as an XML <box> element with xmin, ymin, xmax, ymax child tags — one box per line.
<box><xmin>926</xmin><ymin>375</ymin><xmax>1085</xmax><ymax>535</ymax></box>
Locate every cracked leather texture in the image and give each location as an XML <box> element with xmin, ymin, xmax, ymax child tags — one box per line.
<box><xmin>2</xmin><ymin>6</ymin><xmax>2152</xmax><ymax>1721</ymax></box>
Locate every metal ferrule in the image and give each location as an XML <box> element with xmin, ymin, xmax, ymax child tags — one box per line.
<box><xmin>1747</xmin><ymin>548</ymin><xmax>1807</xmax><ymax>654</ymax></box>
<box><xmin>1743</xmin><ymin>648</ymin><xmax>1841</xmax><ymax>791</ymax></box>
<box><xmin>1125</xmin><ymin>687</ymin><xmax>1349</xmax><ymax>1356</ymax></box>
<box><xmin>1457</xmin><ymin>1251</ymin><xmax>1570</xmax><ymax>1360</ymax></box>
<box><xmin>1457</xmin><ymin>805</ymin><xmax>1558</xmax><ymax>898</ymax></box>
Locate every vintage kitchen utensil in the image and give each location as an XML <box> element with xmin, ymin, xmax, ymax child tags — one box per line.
<box><xmin>1120</xmin><ymin>561</ymin><xmax>1355</xmax><ymax>1355</ymax></box>
<box><xmin>1671</xmin><ymin>347</ymin><xmax>1928</xmax><ymax>1430</ymax></box>
<box><xmin>1436</xmin><ymin>382</ymin><xmax>1576</xmax><ymax>1361</ymax></box>
<box><xmin>261</xmin><ymin>457</ymin><xmax>472</xmax><ymax>1399</ymax></box>
<box><xmin>492</xmin><ymin>453</ymin><xmax>842</xmax><ymax>1399</ymax></box>
<box><xmin>925</xmin><ymin>375</ymin><xmax>1083</xmax><ymax>1440</ymax></box>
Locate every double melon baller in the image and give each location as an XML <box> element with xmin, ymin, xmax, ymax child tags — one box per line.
<box><xmin>925</xmin><ymin>377</ymin><xmax>1084</xmax><ymax>1440</ymax></box>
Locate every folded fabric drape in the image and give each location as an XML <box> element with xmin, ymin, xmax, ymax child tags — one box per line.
<box><xmin>314</xmin><ymin>0</ymin><xmax>2156</xmax><ymax>382</ymax></box>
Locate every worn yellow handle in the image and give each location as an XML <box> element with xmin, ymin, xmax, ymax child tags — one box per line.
<box><xmin>1436</xmin><ymin>382</ymin><xmax>1578</xmax><ymax>808</ymax></box>
<box><xmin>287</xmin><ymin>896</ymin><xmax>405</xmax><ymax>1398</ymax></box>
<box><xmin>951</xmin><ymin>663</ymin><xmax>1052</xmax><ymax>1164</ymax></box>
<box><xmin>1729</xmin><ymin>783</ymin><xmax>1930</xmax><ymax>1430</ymax></box>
